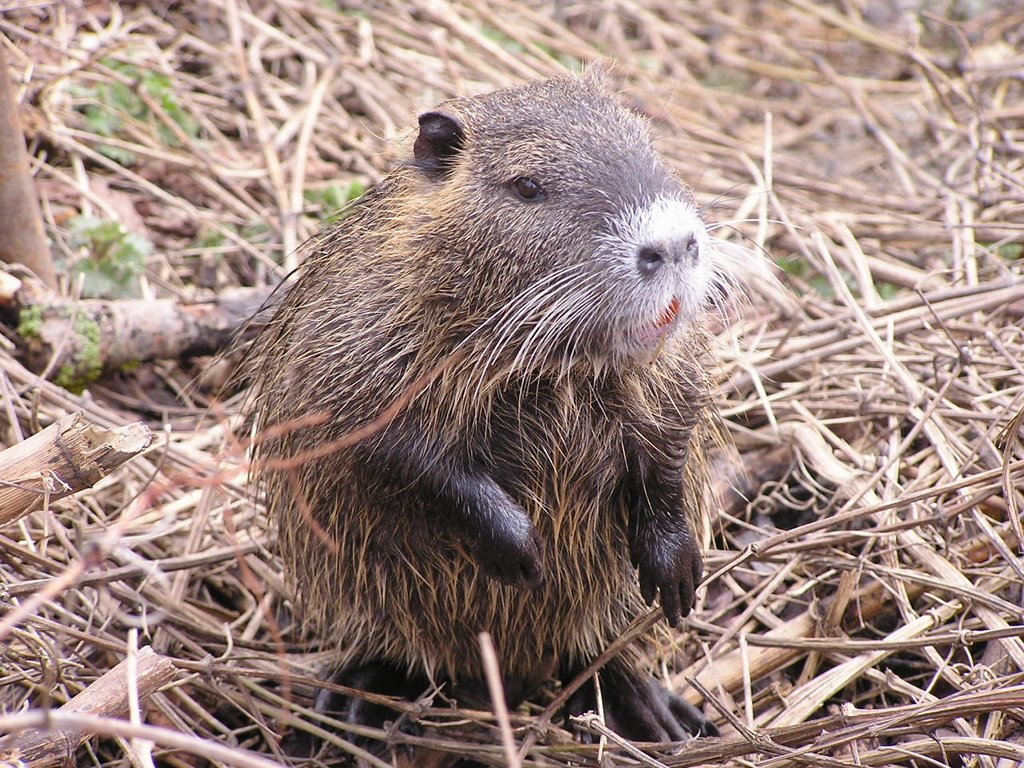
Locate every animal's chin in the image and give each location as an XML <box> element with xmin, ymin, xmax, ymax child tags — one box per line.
<box><xmin>552</xmin><ymin>297</ymin><xmax>690</xmax><ymax>371</ymax></box>
<box><xmin>631</xmin><ymin>296</ymin><xmax>683</xmax><ymax>352</ymax></box>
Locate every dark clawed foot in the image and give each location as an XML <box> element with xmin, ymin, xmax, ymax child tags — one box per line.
<box><xmin>281</xmin><ymin>721</ymin><xmax>321</xmax><ymax>758</ymax></box>
<box><xmin>564</xmin><ymin>679</ymin><xmax>600</xmax><ymax>745</ymax></box>
<box><xmin>564</xmin><ymin>665</ymin><xmax>716</xmax><ymax>744</ymax></box>
<box><xmin>283</xmin><ymin>659</ymin><xmax>428</xmax><ymax>758</ymax></box>
<box><xmin>632</xmin><ymin>523</ymin><xmax>703</xmax><ymax>626</ymax></box>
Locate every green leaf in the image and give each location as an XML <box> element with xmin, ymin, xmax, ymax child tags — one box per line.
<box><xmin>66</xmin><ymin>216</ymin><xmax>151</xmax><ymax>299</ymax></box>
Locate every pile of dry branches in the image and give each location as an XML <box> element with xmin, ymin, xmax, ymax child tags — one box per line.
<box><xmin>1</xmin><ymin>1</ymin><xmax>1022</xmax><ymax>766</ymax></box>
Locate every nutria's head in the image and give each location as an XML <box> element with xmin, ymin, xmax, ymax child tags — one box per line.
<box><xmin>399</xmin><ymin>73</ymin><xmax>741</xmax><ymax>374</ymax></box>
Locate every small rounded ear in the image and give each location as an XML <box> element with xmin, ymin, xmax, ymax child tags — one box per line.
<box><xmin>414</xmin><ymin>111</ymin><xmax>465</xmax><ymax>176</ymax></box>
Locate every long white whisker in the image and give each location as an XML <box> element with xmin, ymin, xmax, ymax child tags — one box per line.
<box><xmin>462</xmin><ymin>264</ymin><xmax>594</xmax><ymax>394</ymax></box>
<box><xmin>512</xmin><ymin>279</ymin><xmax>602</xmax><ymax>403</ymax></box>
<box><xmin>478</xmin><ymin>271</ymin><xmax>589</xmax><ymax>379</ymax></box>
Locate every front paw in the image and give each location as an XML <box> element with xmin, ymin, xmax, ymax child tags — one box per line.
<box><xmin>470</xmin><ymin>512</ymin><xmax>544</xmax><ymax>588</ymax></box>
<box><xmin>631</xmin><ymin>523</ymin><xmax>702</xmax><ymax>626</ymax></box>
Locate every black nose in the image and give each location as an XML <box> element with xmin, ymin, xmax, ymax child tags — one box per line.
<box><xmin>678</xmin><ymin>234</ymin><xmax>699</xmax><ymax>263</ymax></box>
<box><xmin>637</xmin><ymin>246</ymin><xmax>665</xmax><ymax>277</ymax></box>
<box><xmin>636</xmin><ymin>235</ymin><xmax>699</xmax><ymax>277</ymax></box>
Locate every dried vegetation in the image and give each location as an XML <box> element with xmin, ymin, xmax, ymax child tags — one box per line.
<box><xmin>1</xmin><ymin>0</ymin><xmax>1023</xmax><ymax>766</ymax></box>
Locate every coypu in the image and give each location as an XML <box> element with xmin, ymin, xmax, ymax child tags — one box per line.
<box><xmin>247</xmin><ymin>71</ymin><xmax>740</xmax><ymax>749</ymax></box>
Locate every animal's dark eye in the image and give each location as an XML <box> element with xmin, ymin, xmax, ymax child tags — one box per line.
<box><xmin>510</xmin><ymin>176</ymin><xmax>545</xmax><ymax>202</ymax></box>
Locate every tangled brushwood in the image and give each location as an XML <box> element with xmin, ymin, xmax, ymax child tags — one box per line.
<box><xmin>0</xmin><ymin>2</ymin><xmax>1022</xmax><ymax>767</ymax></box>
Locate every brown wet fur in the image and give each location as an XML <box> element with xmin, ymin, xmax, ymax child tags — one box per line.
<box><xmin>245</xmin><ymin>72</ymin><xmax>716</xmax><ymax>750</ymax></box>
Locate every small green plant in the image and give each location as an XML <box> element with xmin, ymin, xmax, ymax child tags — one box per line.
<box><xmin>240</xmin><ymin>220</ymin><xmax>273</xmax><ymax>247</ymax></box>
<box><xmin>194</xmin><ymin>228</ymin><xmax>227</xmax><ymax>250</ymax></box>
<box><xmin>876</xmin><ymin>281</ymin><xmax>902</xmax><ymax>301</ymax></box>
<box><xmin>73</xmin><ymin>56</ymin><xmax>200</xmax><ymax>163</ymax></box>
<box><xmin>17</xmin><ymin>305</ymin><xmax>105</xmax><ymax>393</ymax></box>
<box><xmin>479</xmin><ymin>26</ymin><xmax>526</xmax><ymax>55</ymax></box>
<box><xmin>777</xmin><ymin>254</ymin><xmax>835</xmax><ymax>298</ymax></box>
<box><xmin>536</xmin><ymin>42</ymin><xmax>584</xmax><ymax>71</ymax></box>
<box><xmin>478</xmin><ymin>27</ymin><xmax>583</xmax><ymax>71</ymax></box>
<box><xmin>55</xmin><ymin>313</ymin><xmax>103</xmax><ymax>393</ymax></box>
<box><xmin>16</xmin><ymin>305</ymin><xmax>44</xmax><ymax>340</ymax></box>
<box><xmin>996</xmin><ymin>243</ymin><xmax>1023</xmax><ymax>262</ymax></box>
<box><xmin>304</xmin><ymin>179</ymin><xmax>367</xmax><ymax>224</ymax></box>
<box><xmin>702</xmin><ymin>66</ymin><xmax>753</xmax><ymax>93</ymax></box>
<box><xmin>66</xmin><ymin>216</ymin><xmax>151</xmax><ymax>299</ymax></box>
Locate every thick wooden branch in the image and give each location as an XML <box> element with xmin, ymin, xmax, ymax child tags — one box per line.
<box><xmin>0</xmin><ymin>412</ymin><xmax>152</xmax><ymax>526</ymax></box>
<box><xmin>13</xmin><ymin>283</ymin><xmax>277</xmax><ymax>389</ymax></box>
<box><xmin>0</xmin><ymin>48</ymin><xmax>56</xmax><ymax>289</ymax></box>
<box><xmin>0</xmin><ymin>646</ymin><xmax>177</xmax><ymax>766</ymax></box>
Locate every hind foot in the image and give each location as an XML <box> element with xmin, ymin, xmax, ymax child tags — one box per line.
<box><xmin>565</xmin><ymin>663</ymin><xmax>717</xmax><ymax>743</ymax></box>
<box><xmin>284</xmin><ymin>659</ymin><xmax>428</xmax><ymax>757</ymax></box>
<box><xmin>316</xmin><ymin>658</ymin><xmax>429</xmax><ymax>731</ymax></box>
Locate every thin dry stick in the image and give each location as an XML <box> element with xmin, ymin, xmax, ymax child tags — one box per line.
<box><xmin>478</xmin><ymin>632</ymin><xmax>521</xmax><ymax>768</ymax></box>
<box><xmin>0</xmin><ymin>711</ymin><xmax>280</xmax><ymax>768</ymax></box>
<box><xmin>286</xmin><ymin>61</ymin><xmax>337</xmax><ymax>268</ymax></box>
